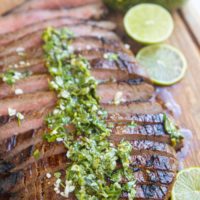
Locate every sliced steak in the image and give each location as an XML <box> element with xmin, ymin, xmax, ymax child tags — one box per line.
<box><xmin>0</xmin><ymin>110</ymin><xmax>47</xmax><ymax>141</ymax></box>
<box><xmin>0</xmin><ymin>97</ymin><xmax>160</xmax><ymax>141</ymax></box>
<box><xmin>0</xmin><ymin>36</ymin><xmax>132</xmax><ymax>69</ymax></box>
<box><xmin>0</xmin><ymin>25</ymin><xmax>119</xmax><ymax>58</ymax></box>
<box><xmin>97</xmin><ymin>81</ymin><xmax>154</xmax><ymax>104</ymax></box>
<box><xmin>0</xmin><ymin>74</ymin><xmax>154</xmax><ymax>102</ymax></box>
<box><xmin>0</xmin><ymin>113</ymin><xmax>165</xmax><ymax>160</ymax></box>
<box><xmin>0</xmin><ymin>150</ymin><xmax>177</xmax><ymax>200</ymax></box>
<box><xmin>0</xmin><ymin>91</ymin><xmax>56</xmax><ymax>117</ymax></box>
<box><xmin>0</xmin><ymin>18</ymin><xmax>116</xmax><ymax>46</ymax></box>
<box><xmin>0</xmin><ymin>111</ymin><xmax>176</xmax><ymax>174</ymax></box>
<box><xmin>103</xmin><ymin>102</ymin><xmax>163</xmax><ymax>115</ymax></box>
<box><xmin>0</xmin><ymin>6</ymin><xmax>181</xmax><ymax>199</ymax></box>
<box><xmin>107</xmin><ymin>113</ymin><xmax>165</xmax><ymax>124</ymax></box>
<box><xmin>111</xmin><ymin>124</ymin><xmax>172</xmax><ymax>145</ymax></box>
<box><xmin>14</xmin><ymin>0</ymin><xmax>101</xmax><ymax>12</ymax></box>
<box><xmin>0</xmin><ymin>3</ymin><xmax>106</xmax><ymax>34</ymax></box>
<box><xmin>0</xmin><ymin>74</ymin><xmax>50</xmax><ymax>99</ymax></box>
<box><xmin>0</xmin><ymin>136</ymin><xmax>176</xmax><ymax>174</ymax></box>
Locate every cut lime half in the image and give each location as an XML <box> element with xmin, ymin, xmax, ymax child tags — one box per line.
<box><xmin>136</xmin><ymin>44</ymin><xmax>187</xmax><ymax>85</ymax></box>
<box><xmin>172</xmin><ymin>167</ymin><xmax>200</xmax><ymax>200</ymax></box>
<box><xmin>124</xmin><ymin>3</ymin><xmax>174</xmax><ymax>44</ymax></box>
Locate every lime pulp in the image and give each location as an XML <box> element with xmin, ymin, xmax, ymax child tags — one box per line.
<box><xmin>124</xmin><ymin>3</ymin><xmax>174</xmax><ymax>44</ymax></box>
<box><xmin>136</xmin><ymin>44</ymin><xmax>187</xmax><ymax>85</ymax></box>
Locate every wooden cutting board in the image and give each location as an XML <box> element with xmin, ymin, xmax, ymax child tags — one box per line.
<box><xmin>109</xmin><ymin>0</ymin><xmax>200</xmax><ymax>167</ymax></box>
<box><xmin>0</xmin><ymin>0</ymin><xmax>26</xmax><ymax>15</ymax></box>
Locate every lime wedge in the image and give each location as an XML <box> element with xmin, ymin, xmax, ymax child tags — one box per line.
<box><xmin>172</xmin><ymin>168</ymin><xmax>200</xmax><ymax>200</ymax></box>
<box><xmin>136</xmin><ymin>44</ymin><xmax>187</xmax><ymax>85</ymax></box>
<box><xmin>124</xmin><ymin>3</ymin><xmax>174</xmax><ymax>44</ymax></box>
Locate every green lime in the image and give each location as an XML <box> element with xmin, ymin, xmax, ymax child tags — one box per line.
<box><xmin>172</xmin><ymin>168</ymin><xmax>200</xmax><ymax>200</ymax></box>
<box><xmin>124</xmin><ymin>3</ymin><xmax>174</xmax><ymax>44</ymax></box>
<box><xmin>136</xmin><ymin>44</ymin><xmax>187</xmax><ymax>85</ymax></box>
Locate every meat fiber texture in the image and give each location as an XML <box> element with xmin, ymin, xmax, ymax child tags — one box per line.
<box><xmin>0</xmin><ymin>1</ymin><xmax>182</xmax><ymax>200</ymax></box>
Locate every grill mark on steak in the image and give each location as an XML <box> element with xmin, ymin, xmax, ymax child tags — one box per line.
<box><xmin>131</xmin><ymin>154</ymin><xmax>178</xmax><ymax>171</ymax></box>
<box><xmin>0</xmin><ymin>134</ymin><xmax>176</xmax><ymax>173</ymax></box>
<box><xmin>0</xmin><ymin>100</ymin><xmax>162</xmax><ymax>141</ymax></box>
<box><xmin>0</xmin><ymin>25</ymin><xmax>119</xmax><ymax>58</ymax></box>
<box><xmin>0</xmin><ymin>3</ymin><xmax>106</xmax><ymax>34</ymax></box>
<box><xmin>107</xmin><ymin>113</ymin><xmax>165</xmax><ymax>124</ymax></box>
<box><xmin>0</xmin><ymin>113</ymin><xmax>165</xmax><ymax>159</ymax></box>
<box><xmin>112</xmin><ymin>124</ymin><xmax>170</xmax><ymax>143</ymax></box>
<box><xmin>0</xmin><ymin>153</ymin><xmax>67</xmax><ymax>194</ymax></box>
<box><xmin>0</xmin><ymin>129</ymin><xmax>41</xmax><ymax>159</ymax></box>
<box><xmin>0</xmin><ymin>109</ymin><xmax>49</xmax><ymax>141</ymax></box>
<box><xmin>129</xmin><ymin>184</ymin><xmax>170</xmax><ymax>199</ymax></box>
<box><xmin>0</xmin><ymin>51</ymin><xmax>144</xmax><ymax>83</ymax></box>
<box><xmin>0</xmin><ymin>18</ymin><xmax>116</xmax><ymax>46</ymax></box>
<box><xmin>5</xmin><ymin>176</ymin><xmax>174</xmax><ymax>200</ymax></box>
<box><xmin>0</xmin><ymin>151</ymin><xmax>177</xmax><ymax>195</ymax></box>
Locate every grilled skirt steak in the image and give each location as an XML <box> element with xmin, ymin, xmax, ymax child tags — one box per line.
<box><xmin>0</xmin><ymin>1</ymin><xmax>182</xmax><ymax>200</ymax></box>
<box><xmin>0</xmin><ymin>3</ymin><xmax>106</xmax><ymax>34</ymax></box>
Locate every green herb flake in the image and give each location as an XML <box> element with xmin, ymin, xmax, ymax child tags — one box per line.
<box><xmin>128</xmin><ymin>121</ymin><xmax>137</xmax><ymax>128</ymax></box>
<box><xmin>0</xmin><ymin>70</ymin><xmax>31</xmax><ymax>85</ymax></box>
<box><xmin>164</xmin><ymin>114</ymin><xmax>183</xmax><ymax>146</ymax></box>
<box><xmin>104</xmin><ymin>52</ymin><xmax>119</xmax><ymax>62</ymax></box>
<box><xmin>54</xmin><ymin>172</ymin><xmax>61</xmax><ymax>179</ymax></box>
<box><xmin>42</xmin><ymin>27</ymin><xmax>136</xmax><ymax>199</ymax></box>
<box><xmin>33</xmin><ymin>149</ymin><xmax>40</xmax><ymax>160</ymax></box>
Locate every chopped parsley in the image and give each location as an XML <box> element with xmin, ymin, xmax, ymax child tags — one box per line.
<box><xmin>104</xmin><ymin>52</ymin><xmax>119</xmax><ymax>62</ymax></box>
<box><xmin>43</xmin><ymin>27</ymin><xmax>136</xmax><ymax>200</ymax></box>
<box><xmin>163</xmin><ymin>114</ymin><xmax>183</xmax><ymax>146</ymax></box>
<box><xmin>33</xmin><ymin>149</ymin><xmax>40</xmax><ymax>160</ymax></box>
<box><xmin>0</xmin><ymin>70</ymin><xmax>31</xmax><ymax>85</ymax></box>
<box><xmin>128</xmin><ymin>121</ymin><xmax>137</xmax><ymax>129</ymax></box>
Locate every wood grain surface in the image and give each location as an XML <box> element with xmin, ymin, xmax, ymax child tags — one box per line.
<box><xmin>167</xmin><ymin>11</ymin><xmax>200</xmax><ymax>167</ymax></box>
<box><xmin>0</xmin><ymin>0</ymin><xmax>26</xmax><ymax>15</ymax></box>
<box><xmin>109</xmin><ymin>0</ymin><xmax>200</xmax><ymax>167</ymax></box>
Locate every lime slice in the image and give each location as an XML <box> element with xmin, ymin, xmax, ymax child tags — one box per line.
<box><xmin>124</xmin><ymin>3</ymin><xmax>174</xmax><ymax>44</ymax></box>
<box><xmin>172</xmin><ymin>168</ymin><xmax>200</xmax><ymax>200</ymax></box>
<box><xmin>136</xmin><ymin>44</ymin><xmax>187</xmax><ymax>85</ymax></box>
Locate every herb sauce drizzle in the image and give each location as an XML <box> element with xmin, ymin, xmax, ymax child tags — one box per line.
<box><xmin>43</xmin><ymin>28</ymin><xmax>136</xmax><ymax>199</ymax></box>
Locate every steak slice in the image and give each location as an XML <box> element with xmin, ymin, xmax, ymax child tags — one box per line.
<box><xmin>0</xmin><ymin>135</ymin><xmax>176</xmax><ymax>174</ymax></box>
<box><xmin>0</xmin><ymin>44</ymin><xmax>139</xmax><ymax>77</ymax></box>
<box><xmin>0</xmin><ymin>74</ymin><xmax>153</xmax><ymax>101</ymax></box>
<box><xmin>103</xmin><ymin>102</ymin><xmax>163</xmax><ymax>115</ymax></box>
<box><xmin>14</xmin><ymin>0</ymin><xmax>101</xmax><ymax>12</ymax></box>
<box><xmin>0</xmin><ymin>150</ymin><xmax>177</xmax><ymax>200</ymax></box>
<box><xmin>0</xmin><ymin>99</ymin><xmax>161</xmax><ymax>140</ymax></box>
<box><xmin>0</xmin><ymin>3</ymin><xmax>106</xmax><ymax>34</ymax></box>
<box><xmin>0</xmin><ymin>113</ymin><xmax>165</xmax><ymax>159</ymax></box>
<box><xmin>0</xmin><ymin>25</ymin><xmax>119</xmax><ymax>58</ymax></box>
<box><xmin>0</xmin><ymin>18</ymin><xmax>116</xmax><ymax>46</ymax></box>
<box><xmin>0</xmin><ymin>91</ymin><xmax>56</xmax><ymax>117</ymax></box>
<box><xmin>0</xmin><ymin>113</ymin><xmax>176</xmax><ymax>172</ymax></box>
